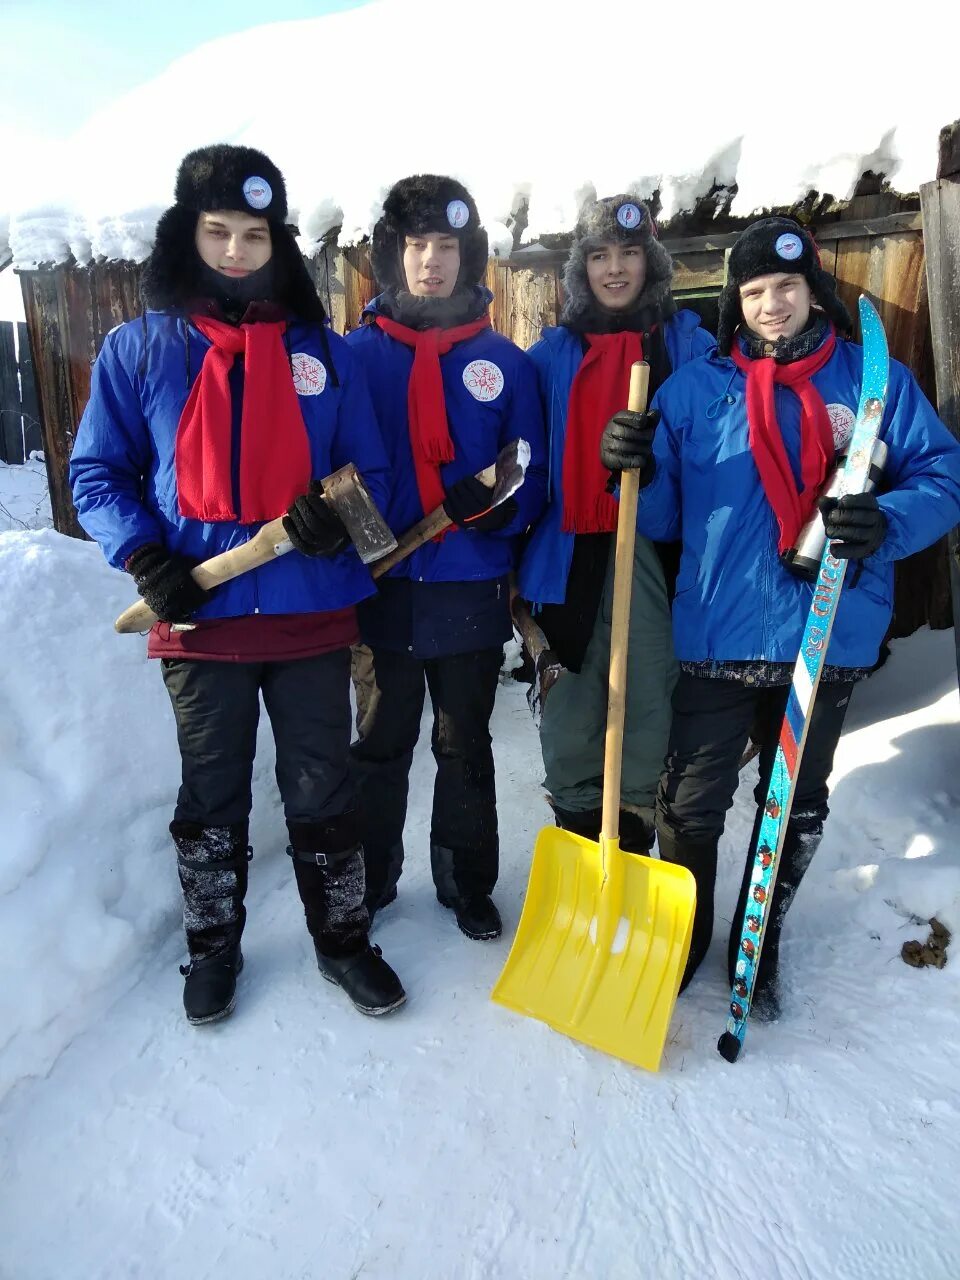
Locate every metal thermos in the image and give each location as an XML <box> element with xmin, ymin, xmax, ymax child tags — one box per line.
<box><xmin>781</xmin><ymin>438</ymin><xmax>888</xmax><ymax>580</ymax></box>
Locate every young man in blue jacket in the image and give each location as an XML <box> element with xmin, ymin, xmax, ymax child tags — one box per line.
<box><xmin>70</xmin><ymin>144</ymin><xmax>405</xmax><ymax>1025</ymax></box>
<box><xmin>346</xmin><ymin>175</ymin><xmax>547</xmax><ymax>941</ymax></box>
<box><xmin>517</xmin><ymin>195</ymin><xmax>714</xmax><ymax>849</ymax></box>
<box><xmin>604</xmin><ymin>216</ymin><xmax>960</xmax><ymax>1016</ymax></box>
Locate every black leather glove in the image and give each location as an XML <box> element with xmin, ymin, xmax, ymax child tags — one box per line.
<box><xmin>818</xmin><ymin>492</ymin><xmax>887</xmax><ymax>560</ymax></box>
<box><xmin>599</xmin><ymin>408</ymin><xmax>660</xmax><ymax>486</ymax></box>
<box><xmin>442</xmin><ymin>474</ymin><xmax>519</xmax><ymax>532</ymax></box>
<box><xmin>125</xmin><ymin>544</ymin><xmax>210</xmax><ymax>623</ymax></box>
<box><xmin>283</xmin><ymin>483</ymin><xmax>349</xmax><ymax>557</ymax></box>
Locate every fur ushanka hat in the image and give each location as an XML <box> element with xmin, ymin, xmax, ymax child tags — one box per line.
<box><xmin>716</xmin><ymin>216</ymin><xmax>852</xmax><ymax>355</ymax></box>
<box><xmin>559</xmin><ymin>194</ymin><xmax>675</xmax><ymax>326</ymax></box>
<box><xmin>370</xmin><ymin>174</ymin><xmax>489</xmax><ymax>293</ymax></box>
<box><xmin>141</xmin><ymin>143</ymin><xmax>324</xmax><ymax>320</ymax></box>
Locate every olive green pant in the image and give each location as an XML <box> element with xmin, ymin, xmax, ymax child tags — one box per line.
<box><xmin>538</xmin><ymin>536</ymin><xmax>677</xmax><ymax>819</ymax></box>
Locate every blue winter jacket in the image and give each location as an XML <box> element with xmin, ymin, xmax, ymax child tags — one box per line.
<box><xmin>637</xmin><ymin>334</ymin><xmax>960</xmax><ymax>668</ymax></box>
<box><xmin>344</xmin><ymin>293</ymin><xmax>548</xmax><ymax>584</ymax></box>
<box><xmin>70</xmin><ymin>311</ymin><xmax>392</xmax><ymax>618</ymax></box>
<box><xmin>517</xmin><ymin>310</ymin><xmax>716</xmax><ymax>604</ymax></box>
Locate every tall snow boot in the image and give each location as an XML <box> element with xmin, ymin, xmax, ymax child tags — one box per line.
<box><xmin>288</xmin><ymin>815</ymin><xmax>406</xmax><ymax>1016</ymax></box>
<box><xmin>655</xmin><ymin>823</ymin><xmax>720</xmax><ymax>993</ymax></box>
<box><xmin>432</xmin><ymin>841</ymin><xmax>502</xmax><ymax>941</ymax></box>
<box><xmin>172</xmin><ymin>821</ymin><xmax>251</xmax><ymax>1025</ymax></box>
<box><xmin>727</xmin><ymin>807</ymin><xmax>824</xmax><ymax>1021</ymax></box>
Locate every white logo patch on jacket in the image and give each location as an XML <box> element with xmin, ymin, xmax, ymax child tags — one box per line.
<box><xmin>291</xmin><ymin>353</ymin><xmax>327</xmax><ymax>396</ymax></box>
<box><xmin>826</xmin><ymin>402</ymin><xmax>856</xmax><ymax>450</ymax></box>
<box><xmin>462</xmin><ymin>359</ymin><xmax>504</xmax><ymax>402</ymax></box>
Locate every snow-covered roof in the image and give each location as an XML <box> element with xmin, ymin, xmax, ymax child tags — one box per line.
<box><xmin>5</xmin><ymin>0</ymin><xmax>958</xmax><ymax>269</ymax></box>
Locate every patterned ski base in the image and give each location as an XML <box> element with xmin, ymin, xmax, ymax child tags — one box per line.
<box><xmin>718</xmin><ymin>296</ymin><xmax>890</xmax><ymax>1062</ymax></box>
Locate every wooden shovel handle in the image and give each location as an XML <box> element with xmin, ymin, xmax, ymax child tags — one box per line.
<box><xmin>371</xmin><ymin>462</ymin><xmax>496</xmax><ymax>580</ymax></box>
<box><xmin>601</xmin><ymin>362</ymin><xmax>650</xmax><ymax>845</ymax></box>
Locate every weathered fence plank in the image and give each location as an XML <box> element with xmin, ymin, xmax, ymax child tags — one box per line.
<box><xmin>0</xmin><ymin>321</ymin><xmax>22</xmax><ymax>462</ymax></box>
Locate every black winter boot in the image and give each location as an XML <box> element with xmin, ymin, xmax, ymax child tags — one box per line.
<box><xmin>655</xmin><ymin>823</ymin><xmax>720</xmax><ymax>993</ymax></box>
<box><xmin>728</xmin><ymin>809</ymin><xmax>824</xmax><ymax>1022</ymax></box>
<box><xmin>431</xmin><ymin>840</ymin><xmax>501</xmax><ymax>940</ymax></box>
<box><xmin>180</xmin><ymin>946</ymin><xmax>244</xmax><ymax>1025</ymax></box>
<box><xmin>315</xmin><ymin>943</ymin><xmax>406</xmax><ymax>1015</ymax></box>
<box><xmin>288</xmin><ymin>815</ymin><xmax>405</xmax><ymax>1015</ymax></box>
<box><xmin>619</xmin><ymin>809</ymin><xmax>655</xmax><ymax>854</ymax></box>
<box><xmin>172</xmin><ymin>821</ymin><xmax>251</xmax><ymax>1025</ymax></box>
<box><xmin>552</xmin><ymin>806</ymin><xmax>603</xmax><ymax>840</ymax></box>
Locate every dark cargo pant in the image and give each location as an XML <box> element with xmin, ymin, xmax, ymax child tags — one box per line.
<box><xmin>350</xmin><ymin>645</ymin><xmax>503</xmax><ymax>911</ymax></box>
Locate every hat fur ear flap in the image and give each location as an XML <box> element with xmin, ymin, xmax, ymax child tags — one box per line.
<box><xmin>715</xmin><ymin>281</ymin><xmax>742</xmax><ymax>356</ymax></box>
<box><xmin>810</xmin><ymin>268</ymin><xmax>853</xmax><ymax>336</ymax></box>
<box><xmin>142</xmin><ymin>206</ymin><xmax>203</xmax><ymax>310</ymax></box>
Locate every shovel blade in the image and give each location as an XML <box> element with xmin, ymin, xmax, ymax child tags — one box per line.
<box><xmin>492</xmin><ymin>829</ymin><xmax>695</xmax><ymax>1072</ymax></box>
<box><xmin>321</xmin><ymin>463</ymin><xmax>398</xmax><ymax>565</ymax></box>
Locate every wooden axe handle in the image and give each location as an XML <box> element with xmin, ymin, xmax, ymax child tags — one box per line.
<box><xmin>511</xmin><ymin>595</ymin><xmax>552</xmax><ymax>668</ymax></box>
<box><xmin>114</xmin><ymin>517</ymin><xmax>290</xmax><ymax>634</ymax></box>
<box><xmin>371</xmin><ymin>462</ymin><xmax>497</xmax><ymax>580</ymax></box>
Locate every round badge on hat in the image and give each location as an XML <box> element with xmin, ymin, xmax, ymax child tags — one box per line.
<box><xmin>446</xmin><ymin>199</ymin><xmax>470</xmax><ymax>229</ymax></box>
<box><xmin>616</xmin><ymin>203</ymin><xmax>643</xmax><ymax>230</ymax></box>
<box><xmin>774</xmin><ymin>232</ymin><xmax>803</xmax><ymax>261</ymax></box>
<box><xmin>243</xmin><ymin>176</ymin><xmax>273</xmax><ymax>211</ymax></box>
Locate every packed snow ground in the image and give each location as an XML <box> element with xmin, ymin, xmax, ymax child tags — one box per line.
<box><xmin>6</xmin><ymin>0</ymin><xmax>960</xmax><ymax>268</ymax></box>
<box><xmin>2</xmin><ymin>514</ymin><xmax>960</xmax><ymax>1279</ymax></box>
<box><xmin>0</xmin><ymin>456</ymin><xmax>52</xmax><ymax>531</ymax></box>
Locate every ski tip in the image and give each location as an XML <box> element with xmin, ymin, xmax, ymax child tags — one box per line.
<box><xmin>717</xmin><ymin>1030</ymin><xmax>742</xmax><ymax>1064</ymax></box>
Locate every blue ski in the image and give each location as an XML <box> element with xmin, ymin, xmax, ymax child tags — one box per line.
<box><xmin>717</xmin><ymin>295</ymin><xmax>890</xmax><ymax>1063</ymax></box>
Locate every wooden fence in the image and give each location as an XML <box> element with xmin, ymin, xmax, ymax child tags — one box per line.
<box><xmin>0</xmin><ymin>319</ymin><xmax>42</xmax><ymax>464</ymax></box>
<box><xmin>14</xmin><ymin>197</ymin><xmax>952</xmax><ymax>635</ymax></box>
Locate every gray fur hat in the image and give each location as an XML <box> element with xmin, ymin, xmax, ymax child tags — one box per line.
<box><xmin>560</xmin><ymin>195</ymin><xmax>674</xmax><ymax>326</ymax></box>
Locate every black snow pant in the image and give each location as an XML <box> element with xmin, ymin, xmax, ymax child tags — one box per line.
<box><xmin>350</xmin><ymin>645</ymin><xmax>503</xmax><ymax>912</ymax></box>
<box><xmin>161</xmin><ymin>651</ymin><xmax>368</xmax><ymax>961</ymax></box>
<box><xmin>656</xmin><ymin>673</ymin><xmax>854</xmax><ymax>993</ymax></box>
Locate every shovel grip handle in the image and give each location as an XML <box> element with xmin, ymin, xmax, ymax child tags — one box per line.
<box><xmin>601</xmin><ymin>362</ymin><xmax>649</xmax><ymax>843</ymax></box>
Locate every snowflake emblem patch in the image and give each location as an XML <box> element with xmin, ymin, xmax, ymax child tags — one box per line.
<box><xmin>291</xmin><ymin>353</ymin><xmax>327</xmax><ymax>396</ymax></box>
<box><xmin>462</xmin><ymin>359</ymin><xmax>504</xmax><ymax>403</ymax></box>
<box><xmin>826</xmin><ymin>402</ymin><xmax>856</xmax><ymax>450</ymax></box>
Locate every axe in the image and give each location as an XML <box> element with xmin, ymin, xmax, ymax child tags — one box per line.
<box><xmin>114</xmin><ymin>439</ymin><xmax>530</xmax><ymax>634</ymax></box>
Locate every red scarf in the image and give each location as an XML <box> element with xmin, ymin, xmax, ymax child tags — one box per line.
<box><xmin>562</xmin><ymin>331</ymin><xmax>644</xmax><ymax>533</ymax></box>
<box><xmin>375</xmin><ymin>314</ymin><xmax>491</xmax><ymax>514</ymax></box>
<box><xmin>175</xmin><ymin>316</ymin><xmax>311</xmax><ymax>523</ymax></box>
<box><xmin>730</xmin><ymin>327</ymin><xmax>837</xmax><ymax>553</ymax></box>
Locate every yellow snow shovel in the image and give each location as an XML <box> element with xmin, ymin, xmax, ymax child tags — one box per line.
<box><xmin>491</xmin><ymin>362</ymin><xmax>696</xmax><ymax>1073</ymax></box>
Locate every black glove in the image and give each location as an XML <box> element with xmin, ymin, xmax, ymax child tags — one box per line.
<box><xmin>442</xmin><ymin>474</ymin><xmax>519</xmax><ymax>532</ymax></box>
<box><xmin>818</xmin><ymin>492</ymin><xmax>887</xmax><ymax>560</ymax></box>
<box><xmin>526</xmin><ymin>647</ymin><xmax>565</xmax><ymax>725</ymax></box>
<box><xmin>125</xmin><ymin>544</ymin><xmax>210</xmax><ymax>623</ymax></box>
<box><xmin>599</xmin><ymin>408</ymin><xmax>660</xmax><ymax>486</ymax></box>
<box><xmin>283</xmin><ymin>483</ymin><xmax>349</xmax><ymax>557</ymax></box>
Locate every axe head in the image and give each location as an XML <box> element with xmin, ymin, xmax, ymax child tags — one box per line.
<box><xmin>488</xmin><ymin>438</ymin><xmax>531</xmax><ymax>507</ymax></box>
<box><xmin>321</xmin><ymin>464</ymin><xmax>398</xmax><ymax>565</ymax></box>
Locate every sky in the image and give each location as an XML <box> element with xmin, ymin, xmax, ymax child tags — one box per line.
<box><xmin>0</xmin><ymin>0</ymin><xmax>371</xmax><ymax>318</ymax></box>
<box><xmin>0</xmin><ymin>0</ymin><xmax>372</xmax><ymax>139</ymax></box>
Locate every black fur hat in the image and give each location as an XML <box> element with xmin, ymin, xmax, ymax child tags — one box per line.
<box><xmin>141</xmin><ymin>144</ymin><xmax>324</xmax><ymax>321</ymax></box>
<box><xmin>174</xmin><ymin>144</ymin><xmax>288</xmax><ymax>223</ymax></box>
<box><xmin>370</xmin><ymin>174</ymin><xmax>489</xmax><ymax>293</ymax></box>
<box><xmin>716</xmin><ymin>216</ymin><xmax>852</xmax><ymax>355</ymax></box>
<box><xmin>560</xmin><ymin>195</ymin><xmax>675</xmax><ymax>327</ymax></box>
